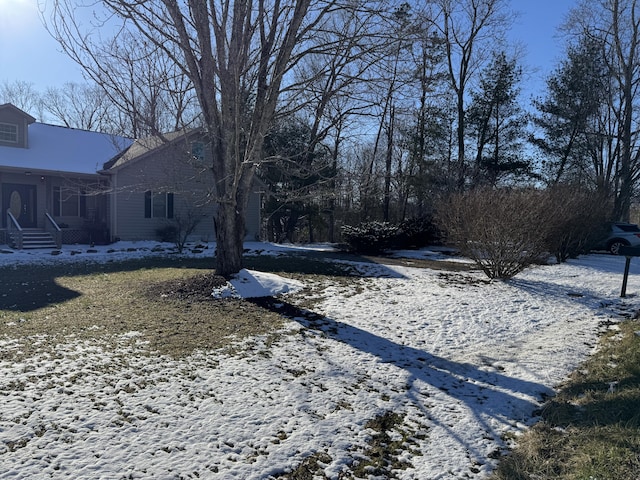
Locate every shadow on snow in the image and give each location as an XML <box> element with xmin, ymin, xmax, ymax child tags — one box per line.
<box><xmin>252</xmin><ymin>297</ymin><xmax>550</xmax><ymax>465</ymax></box>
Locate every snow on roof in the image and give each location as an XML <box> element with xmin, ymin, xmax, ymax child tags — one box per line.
<box><xmin>0</xmin><ymin>123</ymin><xmax>133</xmax><ymax>176</ymax></box>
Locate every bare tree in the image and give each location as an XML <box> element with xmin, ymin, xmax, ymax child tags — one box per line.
<box><xmin>395</xmin><ymin>16</ymin><xmax>452</xmax><ymax>218</ymax></box>
<box><xmin>265</xmin><ymin>5</ymin><xmax>386</xmax><ymax>239</ymax></box>
<box><xmin>604</xmin><ymin>0</ymin><xmax>640</xmax><ymax>222</ymax></box>
<box><xmin>0</xmin><ymin>80</ymin><xmax>44</xmax><ymax>120</ymax></box>
<box><xmin>356</xmin><ymin>3</ymin><xmax>432</xmax><ymax>222</ymax></box>
<box><xmin>566</xmin><ymin>0</ymin><xmax>640</xmax><ymax>221</ymax></box>
<box><xmin>432</xmin><ymin>0</ymin><xmax>511</xmax><ymax>190</ymax></box>
<box><xmin>42</xmin><ymin>82</ymin><xmax>111</xmax><ymax>130</ymax></box>
<box><xmin>42</xmin><ymin>10</ymin><xmax>199</xmax><ymax>138</ymax></box>
<box><xmin>47</xmin><ymin>0</ymin><xmax>399</xmax><ymax>275</ymax></box>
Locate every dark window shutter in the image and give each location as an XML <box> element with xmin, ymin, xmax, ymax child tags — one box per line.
<box><xmin>144</xmin><ymin>191</ymin><xmax>152</xmax><ymax>218</ymax></box>
<box><xmin>167</xmin><ymin>193</ymin><xmax>174</xmax><ymax>219</ymax></box>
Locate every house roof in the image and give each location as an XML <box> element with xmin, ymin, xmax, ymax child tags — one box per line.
<box><xmin>102</xmin><ymin>129</ymin><xmax>199</xmax><ymax>172</ymax></box>
<box><xmin>0</xmin><ymin>123</ymin><xmax>133</xmax><ymax>176</ymax></box>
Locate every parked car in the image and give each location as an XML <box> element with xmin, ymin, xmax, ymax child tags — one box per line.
<box><xmin>596</xmin><ymin>222</ymin><xmax>640</xmax><ymax>254</ymax></box>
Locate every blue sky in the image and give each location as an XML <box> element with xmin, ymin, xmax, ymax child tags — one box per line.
<box><xmin>508</xmin><ymin>0</ymin><xmax>577</xmax><ymax>100</ymax></box>
<box><xmin>1</xmin><ymin>0</ymin><xmax>574</xmax><ymax>100</ymax></box>
<box><xmin>0</xmin><ymin>0</ymin><xmax>86</xmax><ymax>89</ymax></box>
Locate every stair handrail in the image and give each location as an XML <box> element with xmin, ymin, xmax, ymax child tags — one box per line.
<box><xmin>6</xmin><ymin>210</ymin><xmax>23</xmax><ymax>249</ymax></box>
<box><xmin>44</xmin><ymin>212</ymin><xmax>61</xmax><ymax>232</ymax></box>
<box><xmin>44</xmin><ymin>212</ymin><xmax>62</xmax><ymax>249</ymax></box>
<box><xmin>6</xmin><ymin>209</ymin><xmax>22</xmax><ymax>232</ymax></box>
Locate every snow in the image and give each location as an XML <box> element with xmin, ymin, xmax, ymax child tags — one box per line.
<box><xmin>0</xmin><ymin>123</ymin><xmax>133</xmax><ymax>175</ymax></box>
<box><xmin>214</xmin><ymin>269</ymin><xmax>305</xmax><ymax>298</ymax></box>
<box><xmin>1</xmin><ymin>241</ymin><xmax>640</xmax><ymax>479</ymax></box>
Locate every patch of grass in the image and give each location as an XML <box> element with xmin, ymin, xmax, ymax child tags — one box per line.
<box><xmin>350</xmin><ymin>411</ymin><xmax>417</xmax><ymax>478</ymax></box>
<box><xmin>0</xmin><ymin>254</ymin><xmax>363</xmax><ymax>359</ymax></box>
<box><xmin>0</xmin><ymin>257</ymin><xmax>274</xmax><ymax>358</ymax></box>
<box><xmin>490</xmin><ymin>319</ymin><xmax>640</xmax><ymax>480</ymax></box>
<box><xmin>272</xmin><ymin>411</ymin><xmax>422</xmax><ymax>480</ymax></box>
<box><xmin>272</xmin><ymin>451</ymin><xmax>333</xmax><ymax>479</ymax></box>
<box><xmin>244</xmin><ymin>253</ymin><xmax>362</xmax><ymax>277</ymax></box>
<box><xmin>246</xmin><ymin>250</ymin><xmax>476</xmax><ymax>276</ymax></box>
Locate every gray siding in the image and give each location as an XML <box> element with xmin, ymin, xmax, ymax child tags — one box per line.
<box><xmin>0</xmin><ymin>107</ymin><xmax>30</xmax><ymax>149</ymax></box>
<box><xmin>110</xmin><ymin>137</ymin><xmax>210</xmax><ymax>242</ymax></box>
<box><xmin>109</xmin><ymin>133</ymin><xmax>262</xmax><ymax>243</ymax></box>
<box><xmin>111</xmin><ymin>163</ymin><xmax>218</xmax><ymax>242</ymax></box>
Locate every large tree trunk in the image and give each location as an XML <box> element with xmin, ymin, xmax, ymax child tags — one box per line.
<box><xmin>215</xmin><ymin>200</ymin><xmax>246</xmax><ymax>277</ymax></box>
<box><xmin>212</xmin><ymin>139</ymin><xmax>256</xmax><ymax>276</ymax></box>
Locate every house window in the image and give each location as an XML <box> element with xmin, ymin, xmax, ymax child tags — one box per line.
<box><xmin>53</xmin><ymin>186</ymin><xmax>86</xmax><ymax>217</ymax></box>
<box><xmin>144</xmin><ymin>191</ymin><xmax>174</xmax><ymax>218</ymax></box>
<box><xmin>191</xmin><ymin>141</ymin><xmax>205</xmax><ymax>163</ymax></box>
<box><xmin>0</xmin><ymin>123</ymin><xmax>18</xmax><ymax>143</ymax></box>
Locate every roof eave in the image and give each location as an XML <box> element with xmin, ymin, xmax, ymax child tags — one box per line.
<box><xmin>0</xmin><ymin>165</ymin><xmax>104</xmax><ymax>179</ymax></box>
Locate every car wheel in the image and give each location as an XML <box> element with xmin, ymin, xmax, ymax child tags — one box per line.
<box><xmin>609</xmin><ymin>240</ymin><xmax>629</xmax><ymax>255</ymax></box>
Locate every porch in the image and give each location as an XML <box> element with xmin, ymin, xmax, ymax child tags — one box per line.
<box><xmin>3</xmin><ymin>212</ymin><xmax>110</xmax><ymax>250</ymax></box>
<box><xmin>1</xmin><ymin>173</ymin><xmax>110</xmax><ymax>250</ymax></box>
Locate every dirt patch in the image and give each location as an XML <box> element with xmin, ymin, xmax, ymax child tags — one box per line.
<box><xmin>145</xmin><ymin>272</ymin><xmax>228</xmax><ymax>302</ymax></box>
<box><xmin>367</xmin><ymin>255</ymin><xmax>476</xmax><ymax>271</ymax></box>
<box><xmin>437</xmin><ymin>271</ymin><xmax>492</xmax><ymax>287</ymax></box>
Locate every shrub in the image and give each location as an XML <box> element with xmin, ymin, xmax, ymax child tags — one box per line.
<box><xmin>156</xmin><ymin>211</ymin><xmax>203</xmax><ymax>253</ymax></box>
<box><xmin>541</xmin><ymin>185</ymin><xmax>610</xmax><ymax>262</ymax></box>
<box><xmin>82</xmin><ymin>221</ymin><xmax>110</xmax><ymax>245</ymax></box>
<box><xmin>341</xmin><ymin>221</ymin><xmax>399</xmax><ymax>255</ymax></box>
<box><xmin>435</xmin><ymin>188</ymin><xmax>550</xmax><ymax>279</ymax></box>
<box><xmin>156</xmin><ymin>225</ymin><xmax>178</xmax><ymax>243</ymax></box>
<box><xmin>394</xmin><ymin>216</ymin><xmax>441</xmax><ymax>249</ymax></box>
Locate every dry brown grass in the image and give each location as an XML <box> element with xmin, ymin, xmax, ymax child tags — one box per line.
<box><xmin>0</xmin><ymin>251</ymin><xmax>477</xmax><ymax>362</ymax></box>
<box><xmin>0</xmin><ymin>251</ymin><xmax>382</xmax><ymax>360</ymax></box>
<box><xmin>0</xmin><ymin>257</ymin><xmax>293</xmax><ymax>359</ymax></box>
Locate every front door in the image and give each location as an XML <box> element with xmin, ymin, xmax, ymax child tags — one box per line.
<box><xmin>2</xmin><ymin>183</ymin><xmax>37</xmax><ymax>228</ymax></box>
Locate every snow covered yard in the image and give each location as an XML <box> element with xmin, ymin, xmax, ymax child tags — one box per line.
<box><xmin>1</xmin><ymin>242</ymin><xmax>640</xmax><ymax>479</ymax></box>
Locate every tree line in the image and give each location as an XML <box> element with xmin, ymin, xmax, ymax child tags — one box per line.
<box><xmin>3</xmin><ymin>0</ymin><xmax>639</xmax><ymax>275</ymax></box>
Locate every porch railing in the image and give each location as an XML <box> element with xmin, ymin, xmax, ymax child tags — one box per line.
<box><xmin>6</xmin><ymin>209</ymin><xmax>23</xmax><ymax>249</ymax></box>
<box><xmin>44</xmin><ymin>212</ymin><xmax>63</xmax><ymax>249</ymax></box>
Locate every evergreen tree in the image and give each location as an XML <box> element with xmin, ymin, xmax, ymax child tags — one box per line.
<box><xmin>259</xmin><ymin>119</ymin><xmax>333</xmax><ymax>243</ymax></box>
<box><xmin>531</xmin><ymin>35</ymin><xmax>609</xmax><ymax>187</ymax></box>
<box><xmin>466</xmin><ymin>51</ymin><xmax>529</xmax><ymax>186</ymax></box>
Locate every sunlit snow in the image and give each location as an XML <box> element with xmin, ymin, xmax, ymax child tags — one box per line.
<box><xmin>1</xmin><ymin>240</ymin><xmax>640</xmax><ymax>479</ymax></box>
<box><xmin>214</xmin><ymin>268</ymin><xmax>305</xmax><ymax>298</ymax></box>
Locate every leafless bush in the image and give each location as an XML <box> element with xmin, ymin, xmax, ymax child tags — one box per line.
<box><xmin>156</xmin><ymin>207</ymin><xmax>202</xmax><ymax>253</ymax></box>
<box><xmin>541</xmin><ymin>185</ymin><xmax>610</xmax><ymax>263</ymax></box>
<box><xmin>436</xmin><ymin>188</ymin><xmax>550</xmax><ymax>279</ymax></box>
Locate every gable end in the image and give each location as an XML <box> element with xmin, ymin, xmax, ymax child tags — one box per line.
<box><xmin>0</xmin><ymin>103</ymin><xmax>36</xmax><ymax>149</ymax></box>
